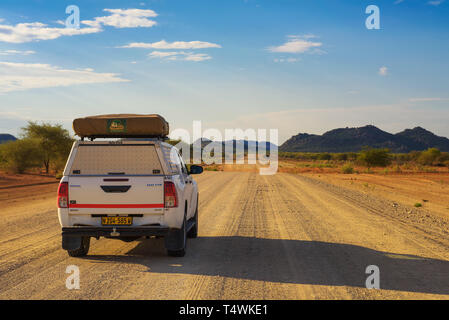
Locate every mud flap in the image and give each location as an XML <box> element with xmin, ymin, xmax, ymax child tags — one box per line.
<box><xmin>62</xmin><ymin>235</ymin><xmax>82</xmax><ymax>251</ymax></box>
<box><xmin>164</xmin><ymin>228</ymin><xmax>184</xmax><ymax>251</ymax></box>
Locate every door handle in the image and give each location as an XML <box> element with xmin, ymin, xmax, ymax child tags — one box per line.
<box><xmin>101</xmin><ymin>185</ymin><xmax>131</xmax><ymax>193</ymax></box>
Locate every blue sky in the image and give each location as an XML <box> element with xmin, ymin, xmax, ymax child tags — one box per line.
<box><xmin>0</xmin><ymin>0</ymin><xmax>448</xmax><ymax>143</ymax></box>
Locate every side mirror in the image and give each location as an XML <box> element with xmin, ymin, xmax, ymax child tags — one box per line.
<box><xmin>189</xmin><ymin>165</ymin><xmax>203</xmax><ymax>175</ymax></box>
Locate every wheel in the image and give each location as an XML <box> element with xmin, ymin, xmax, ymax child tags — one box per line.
<box><xmin>167</xmin><ymin>215</ymin><xmax>186</xmax><ymax>257</ymax></box>
<box><xmin>67</xmin><ymin>236</ymin><xmax>90</xmax><ymax>257</ymax></box>
<box><xmin>187</xmin><ymin>204</ymin><xmax>198</xmax><ymax>238</ymax></box>
<box><xmin>167</xmin><ymin>247</ymin><xmax>185</xmax><ymax>257</ymax></box>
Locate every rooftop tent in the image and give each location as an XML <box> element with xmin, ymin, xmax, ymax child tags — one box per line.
<box><xmin>73</xmin><ymin>114</ymin><xmax>169</xmax><ymax>139</ymax></box>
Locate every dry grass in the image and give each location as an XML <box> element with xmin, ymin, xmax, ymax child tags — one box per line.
<box><xmin>278</xmin><ymin>158</ymin><xmax>449</xmax><ymax>175</ymax></box>
<box><xmin>0</xmin><ymin>170</ymin><xmax>57</xmax><ymax>188</ymax></box>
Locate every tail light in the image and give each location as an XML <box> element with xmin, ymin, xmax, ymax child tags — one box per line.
<box><xmin>164</xmin><ymin>181</ymin><xmax>178</xmax><ymax>208</ymax></box>
<box><xmin>58</xmin><ymin>182</ymin><xmax>69</xmax><ymax>208</ymax></box>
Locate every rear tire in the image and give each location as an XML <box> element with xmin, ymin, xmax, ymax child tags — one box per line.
<box><xmin>167</xmin><ymin>248</ymin><xmax>185</xmax><ymax>257</ymax></box>
<box><xmin>67</xmin><ymin>236</ymin><xmax>90</xmax><ymax>257</ymax></box>
<box><xmin>187</xmin><ymin>204</ymin><xmax>198</xmax><ymax>239</ymax></box>
<box><xmin>167</xmin><ymin>215</ymin><xmax>187</xmax><ymax>257</ymax></box>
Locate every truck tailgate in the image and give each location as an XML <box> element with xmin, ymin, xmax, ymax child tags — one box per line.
<box><xmin>68</xmin><ymin>176</ymin><xmax>164</xmax><ymax>215</ymax></box>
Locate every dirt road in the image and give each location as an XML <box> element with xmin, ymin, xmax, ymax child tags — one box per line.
<box><xmin>0</xmin><ymin>171</ymin><xmax>448</xmax><ymax>299</ymax></box>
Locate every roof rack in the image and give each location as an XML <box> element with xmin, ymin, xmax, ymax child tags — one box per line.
<box><xmin>73</xmin><ymin>114</ymin><xmax>170</xmax><ymax>141</ymax></box>
<box><xmin>80</xmin><ymin>135</ymin><xmax>169</xmax><ymax>141</ymax></box>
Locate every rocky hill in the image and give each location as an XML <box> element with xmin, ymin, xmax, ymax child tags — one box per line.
<box><xmin>0</xmin><ymin>134</ymin><xmax>17</xmax><ymax>144</ymax></box>
<box><xmin>280</xmin><ymin>125</ymin><xmax>449</xmax><ymax>153</ymax></box>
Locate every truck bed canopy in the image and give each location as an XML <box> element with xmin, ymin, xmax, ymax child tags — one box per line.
<box><xmin>73</xmin><ymin>114</ymin><xmax>169</xmax><ymax>139</ymax></box>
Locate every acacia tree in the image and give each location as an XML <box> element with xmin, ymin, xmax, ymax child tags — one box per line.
<box><xmin>21</xmin><ymin>122</ymin><xmax>73</xmax><ymax>173</ymax></box>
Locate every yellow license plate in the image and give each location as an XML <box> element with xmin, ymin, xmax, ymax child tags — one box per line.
<box><xmin>101</xmin><ymin>216</ymin><xmax>133</xmax><ymax>226</ymax></box>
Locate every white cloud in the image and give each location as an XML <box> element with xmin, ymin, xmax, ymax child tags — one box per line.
<box><xmin>0</xmin><ymin>8</ymin><xmax>158</xmax><ymax>43</ymax></box>
<box><xmin>0</xmin><ymin>111</ymin><xmax>31</xmax><ymax>121</ymax></box>
<box><xmin>428</xmin><ymin>0</ymin><xmax>444</xmax><ymax>5</ymax></box>
<box><xmin>149</xmin><ymin>51</ymin><xmax>180</xmax><ymax>58</ymax></box>
<box><xmin>0</xmin><ymin>61</ymin><xmax>129</xmax><ymax>93</ymax></box>
<box><xmin>121</xmin><ymin>40</ymin><xmax>221</xmax><ymax>49</ymax></box>
<box><xmin>274</xmin><ymin>57</ymin><xmax>299</xmax><ymax>63</ymax></box>
<box><xmin>0</xmin><ymin>49</ymin><xmax>35</xmax><ymax>55</ymax></box>
<box><xmin>121</xmin><ymin>40</ymin><xmax>220</xmax><ymax>61</ymax></box>
<box><xmin>148</xmin><ymin>51</ymin><xmax>212</xmax><ymax>61</ymax></box>
<box><xmin>82</xmin><ymin>8</ymin><xmax>157</xmax><ymax>28</ymax></box>
<box><xmin>268</xmin><ymin>35</ymin><xmax>322</xmax><ymax>54</ymax></box>
<box><xmin>184</xmin><ymin>53</ymin><xmax>212</xmax><ymax>62</ymax></box>
<box><xmin>378</xmin><ymin>66</ymin><xmax>388</xmax><ymax>76</ymax></box>
<box><xmin>0</xmin><ymin>22</ymin><xmax>101</xmax><ymax>43</ymax></box>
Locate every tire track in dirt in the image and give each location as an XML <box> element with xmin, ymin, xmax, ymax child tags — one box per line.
<box><xmin>0</xmin><ymin>172</ymin><xmax>448</xmax><ymax>299</ymax></box>
<box><xmin>276</xmin><ymin>173</ymin><xmax>449</xmax><ymax>298</ymax></box>
<box><xmin>295</xmin><ymin>175</ymin><xmax>449</xmax><ymax>259</ymax></box>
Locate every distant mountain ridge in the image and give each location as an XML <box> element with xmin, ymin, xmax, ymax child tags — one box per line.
<box><xmin>280</xmin><ymin>125</ymin><xmax>449</xmax><ymax>153</ymax></box>
<box><xmin>194</xmin><ymin>139</ymin><xmax>276</xmax><ymax>150</ymax></box>
<box><xmin>0</xmin><ymin>134</ymin><xmax>17</xmax><ymax>144</ymax></box>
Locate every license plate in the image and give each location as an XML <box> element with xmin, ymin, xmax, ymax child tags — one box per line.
<box><xmin>101</xmin><ymin>216</ymin><xmax>133</xmax><ymax>226</ymax></box>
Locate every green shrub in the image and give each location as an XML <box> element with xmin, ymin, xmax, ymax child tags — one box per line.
<box><xmin>341</xmin><ymin>163</ymin><xmax>354</xmax><ymax>174</ymax></box>
<box><xmin>357</xmin><ymin>148</ymin><xmax>391</xmax><ymax>167</ymax></box>
<box><xmin>333</xmin><ymin>153</ymin><xmax>347</xmax><ymax>161</ymax></box>
<box><xmin>444</xmin><ymin>160</ymin><xmax>449</xmax><ymax>168</ymax></box>
<box><xmin>0</xmin><ymin>138</ymin><xmax>43</xmax><ymax>173</ymax></box>
<box><xmin>437</xmin><ymin>152</ymin><xmax>449</xmax><ymax>166</ymax></box>
<box><xmin>393</xmin><ymin>153</ymin><xmax>411</xmax><ymax>163</ymax></box>
<box><xmin>418</xmin><ymin>148</ymin><xmax>441</xmax><ymax>165</ymax></box>
<box><xmin>317</xmin><ymin>153</ymin><xmax>331</xmax><ymax>160</ymax></box>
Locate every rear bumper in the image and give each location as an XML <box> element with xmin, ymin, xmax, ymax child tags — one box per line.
<box><xmin>62</xmin><ymin>226</ymin><xmax>170</xmax><ymax>238</ymax></box>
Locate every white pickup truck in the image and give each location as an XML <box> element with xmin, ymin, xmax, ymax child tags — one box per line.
<box><xmin>57</xmin><ymin>139</ymin><xmax>203</xmax><ymax>257</ymax></box>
